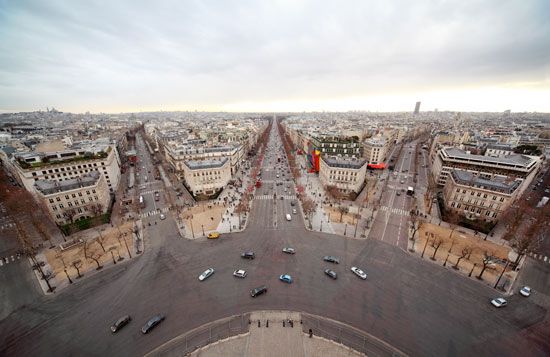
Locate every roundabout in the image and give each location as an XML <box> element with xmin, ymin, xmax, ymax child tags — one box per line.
<box><xmin>1</xmin><ymin>125</ymin><xmax>548</xmax><ymax>357</ymax></box>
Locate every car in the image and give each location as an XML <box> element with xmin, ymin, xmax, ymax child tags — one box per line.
<box><xmin>279</xmin><ymin>274</ymin><xmax>293</xmax><ymax>283</ymax></box>
<box><xmin>396</xmin><ymin>191</ymin><xmax>401</xmax><ymax>196</ymax></box>
<box><xmin>233</xmin><ymin>269</ymin><xmax>247</xmax><ymax>278</ymax></box>
<box><xmin>290</xmin><ymin>201</ymin><xmax>296</xmax><ymax>206</ymax></box>
<box><xmin>199</xmin><ymin>268</ymin><xmax>215</xmax><ymax>281</ymax></box>
<box><xmin>324</xmin><ymin>269</ymin><xmax>337</xmax><ymax>279</ymax></box>
<box><xmin>351</xmin><ymin>267</ymin><xmax>367</xmax><ymax>279</ymax></box>
<box><xmin>490</xmin><ymin>297</ymin><xmax>507</xmax><ymax>308</ymax></box>
<box><xmin>520</xmin><ymin>286</ymin><xmax>531</xmax><ymax>297</ymax></box>
<box><xmin>323</xmin><ymin>256</ymin><xmax>340</xmax><ymax>264</ymax></box>
<box><xmin>141</xmin><ymin>314</ymin><xmax>165</xmax><ymax>334</ymax></box>
<box><xmin>207</xmin><ymin>232</ymin><xmax>220</xmax><ymax>239</ymax></box>
<box><xmin>251</xmin><ymin>285</ymin><xmax>268</xmax><ymax>297</ymax></box>
<box><xmin>110</xmin><ymin>315</ymin><xmax>132</xmax><ymax>333</ymax></box>
<box><xmin>241</xmin><ymin>251</ymin><xmax>255</xmax><ymax>259</ymax></box>
<box><xmin>159</xmin><ymin>213</ymin><xmax>166</xmax><ymax>220</ymax></box>
<box><xmin>292</xmin><ymin>208</ymin><xmax>297</xmax><ymax>214</ymax></box>
<box><xmin>282</xmin><ymin>247</ymin><xmax>295</xmax><ymax>254</ymax></box>
<box><xmin>400</xmin><ymin>180</ymin><xmax>405</xmax><ymax>184</ymax></box>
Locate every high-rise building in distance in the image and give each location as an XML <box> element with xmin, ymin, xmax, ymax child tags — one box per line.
<box><xmin>414</xmin><ymin>101</ymin><xmax>421</xmax><ymax>114</ymax></box>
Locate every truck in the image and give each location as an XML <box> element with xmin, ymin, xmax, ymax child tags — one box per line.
<box><xmin>407</xmin><ymin>186</ymin><xmax>414</xmax><ymax>196</ymax></box>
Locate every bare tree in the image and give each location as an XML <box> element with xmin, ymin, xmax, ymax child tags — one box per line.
<box><xmin>87</xmin><ymin>240</ymin><xmax>104</xmax><ymax>270</ymax></box>
<box><xmin>95</xmin><ymin>230</ymin><xmax>107</xmax><ymax>252</ymax></box>
<box><xmin>453</xmin><ymin>246</ymin><xmax>473</xmax><ymax>269</ymax></box>
<box><xmin>409</xmin><ymin>210</ymin><xmax>424</xmax><ymax>251</ymax></box>
<box><xmin>301</xmin><ymin>197</ymin><xmax>317</xmax><ymax>228</ymax></box>
<box><xmin>337</xmin><ymin>205</ymin><xmax>349</xmax><ymax>223</ymax></box>
<box><xmin>72</xmin><ymin>259</ymin><xmax>84</xmax><ymax>278</ymax></box>
<box><xmin>477</xmin><ymin>251</ymin><xmax>495</xmax><ymax>280</ymax></box>
<box><xmin>64</xmin><ymin>208</ymin><xmax>77</xmax><ymax>224</ymax></box>
<box><xmin>430</xmin><ymin>237</ymin><xmax>444</xmax><ymax>260</ymax></box>
<box><xmin>90</xmin><ymin>203</ymin><xmax>104</xmax><ymax>217</ymax></box>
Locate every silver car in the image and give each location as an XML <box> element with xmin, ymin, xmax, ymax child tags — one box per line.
<box><xmin>199</xmin><ymin>268</ymin><xmax>215</xmax><ymax>281</ymax></box>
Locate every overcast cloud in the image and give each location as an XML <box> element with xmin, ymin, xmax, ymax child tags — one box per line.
<box><xmin>1</xmin><ymin>0</ymin><xmax>549</xmax><ymax>112</ymax></box>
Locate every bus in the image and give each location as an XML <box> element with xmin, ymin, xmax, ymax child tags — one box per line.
<box><xmin>407</xmin><ymin>186</ymin><xmax>414</xmax><ymax>196</ymax></box>
<box><xmin>139</xmin><ymin>195</ymin><xmax>145</xmax><ymax>208</ymax></box>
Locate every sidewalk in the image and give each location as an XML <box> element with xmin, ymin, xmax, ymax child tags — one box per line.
<box><xmin>190</xmin><ymin>311</ymin><xmax>363</xmax><ymax>357</ymax></box>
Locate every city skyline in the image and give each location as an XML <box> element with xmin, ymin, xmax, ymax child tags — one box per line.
<box><xmin>1</xmin><ymin>0</ymin><xmax>549</xmax><ymax>113</ymax></box>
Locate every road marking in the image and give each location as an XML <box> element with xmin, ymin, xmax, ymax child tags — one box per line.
<box><xmin>0</xmin><ymin>260</ymin><xmax>3</xmax><ymax>266</ymax></box>
<box><xmin>139</xmin><ymin>206</ymin><xmax>170</xmax><ymax>218</ymax></box>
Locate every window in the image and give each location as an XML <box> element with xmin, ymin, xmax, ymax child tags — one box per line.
<box><xmin>56</xmin><ymin>197</ymin><xmax>61</xmax><ymax>202</ymax></box>
<box><xmin>49</xmin><ymin>198</ymin><xmax>54</xmax><ymax>203</ymax></box>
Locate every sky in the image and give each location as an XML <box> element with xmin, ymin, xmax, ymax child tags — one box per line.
<box><xmin>0</xmin><ymin>0</ymin><xmax>549</xmax><ymax>113</ymax></box>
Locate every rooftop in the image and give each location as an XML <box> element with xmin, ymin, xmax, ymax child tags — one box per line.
<box><xmin>449</xmin><ymin>170</ymin><xmax>521</xmax><ymax>195</ymax></box>
<box><xmin>321</xmin><ymin>156</ymin><xmax>367</xmax><ymax>169</ymax></box>
<box><xmin>35</xmin><ymin>171</ymin><xmax>101</xmax><ymax>195</ymax></box>
<box><xmin>185</xmin><ymin>158</ymin><xmax>229</xmax><ymax>170</ymax></box>
<box><xmin>442</xmin><ymin>147</ymin><xmax>534</xmax><ymax>168</ymax></box>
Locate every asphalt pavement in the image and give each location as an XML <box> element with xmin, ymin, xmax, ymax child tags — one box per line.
<box><xmin>1</xmin><ymin>126</ymin><xmax>549</xmax><ymax>356</ymax></box>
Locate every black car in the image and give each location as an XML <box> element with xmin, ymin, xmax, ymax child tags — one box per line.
<box><xmin>110</xmin><ymin>315</ymin><xmax>132</xmax><ymax>333</ymax></box>
<box><xmin>290</xmin><ymin>201</ymin><xmax>296</xmax><ymax>206</ymax></box>
<box><xmin>141</xmin><ymin>314</ymin><xmax>165</xmax><ymax>334</ymax></box>
<box><xmin>324</xmin><ymin>269</ymin><xmax>337</xmax><ymax>279</ymax></box>
<box><xmin>251</xmin><ymin>285</ymin><xmax>268</xmax><ymax>297</ymax></box>
<box><xmin>241</xmin><ymin>251</ymin><xmax>255</xmax><ymax>259</ymax></box>
<box><xmin>323</xmin><ymin>256</ymin><xmax>340</xmax><ymax>264</ymax></box>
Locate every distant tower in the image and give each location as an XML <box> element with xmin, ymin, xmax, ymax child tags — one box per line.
<box><xmin>414</xmin><ymin>101</ymin><xmax>421</xmax><ymax>114</ymax></box>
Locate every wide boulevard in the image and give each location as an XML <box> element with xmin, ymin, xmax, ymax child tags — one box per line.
<box><xmin>0</xmin><ymin>124</ymin><xmax>548</xmax><ymax>357</ymax></box>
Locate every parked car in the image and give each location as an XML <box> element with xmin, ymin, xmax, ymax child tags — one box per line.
<box><xmin>290</xmin><ymin>201</ymin><xmax>296</xmax><ymax>206</ymax></box>
<box><xmin>279</xmin><ymin>274</ymin><xmax>293</xmax><ymax>284</ymax></box>
<box><xmin>159</xmin><ymin>213</ymin><xmax>166</xmax><ymax>220</ymax></box>
<box><xmin>323</xmin><ymin>256</ymin><xmax>340</xmax><ymax>264</ymax></box>
<box><xmin>351</xmin><ymin>267</ymin><xmax>367</xmax><ymax>279</ymax></box>
<box><xmin>233</xmin><ymin>269</ymin><xmax>247</xmax><ymax>278</ymax></box>
<box><xmin>207</xmin><ymin>232</ymin><xmax>220</xmax><ymax>239</ymax></box>
<box><xmin>282</xmin><ymin>247</ymin><xmax>295</xmax><ymax>254</ymax></box>
<box><xmin>251</xmin><ymin>285</ymin><xmax>268</xmax><ymax>297</ymax></box>
<box><xmin>141</xmin><ymin>314</ymin><xmax>165</xmax><ymax>334</ymax></box>
<box><xmin>520</xmin><ymin>286</ymin><xmax>531</xmax><ymax>297</ymax></box>
<box><xmin>490</xmin><ymin>297</ymin><xmax>507</xmax><ymax>308</ymax></box>
<box><xmin>324</xmin><ymin>269</ymin><xmax>337</xmax><ymax>279</ymax></box>
<box><xmin>199</xmin><ymin>268</ymin><xmax>215</xmax><ymax>281</ymax></box>
<box><xmin>241</xmin><ymin>251</ymin><xmax>255</xmax><ymax>259</ymax></box>
<box><xmin>110</xmin><ymin>315</ymin><xmax>132</xmax><ymax>333</ymax></box>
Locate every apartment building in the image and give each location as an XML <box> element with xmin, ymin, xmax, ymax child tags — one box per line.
<box><xmin>443</xmin><ymin>169</ymin><xmax>521</xmax><ymax>222</ymax></box>
<box><xmin>319</xmin><ymin>156</ymin><xmax>367</xmax><ymax>193</ymax></box>
<box><xmin>13</xmin><ymin>141</ymin><xmax>121</xmax><ymax>195</ymax></box>
<box><xmin>165</xmin><ymin>143</ymin><xmax>244</xmax><ymax>178</ymax></box>
<box><xmin>310</xmin><ymin>135</ymin><xmax>362</xmax><ymax>158</ymax></box>
<box><xmin>34</xmin><ymin>172</ymin><xmax>110</xmax><ymax>225</ymax></box>
<box><xmin>431</xmin><ymin>147</ymin><xmax>540</xmax><ymax>197</ymax></box>
<box><xmin>182</xmin><ymin>158</ymin><xmax>231</xmax><ymax>197</ymax></box>
<box><xmin>363</xmin><ymin>136</ymin><xmax>390</xmax><ymax>167</ymax></box>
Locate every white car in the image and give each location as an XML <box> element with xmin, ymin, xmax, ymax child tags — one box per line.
<box><xmin>351</xmin><ymin>266</ymin><xmax>367</xmax><ymax>279</ymax></box>
<box><xmin>199</xmin><ymin>268</ymin><xmax>214</xmax><ymax>281</ymax></box>
<box><xmin>233</xmin><ymin>269</ymin><xmax>247</xmax><ymax>278</ymax></box>
<box><xmin>160</xmin><ymin>213</ymin><xmax>166</xmax><ymax>220</ymax></box>
<box><xmin>282</xmin><ymin>247</ymin><xmax>295</xmax><ymax>254</ymax></box>
<box><xmin>490</xmin><ymin>297</ymin><xmax>507</xmax><ymax>308</ymax></box>
<box><xmin>519</xmin><ymin>286</ymin><xmax>531</xmax><ymax>297</ymax></box>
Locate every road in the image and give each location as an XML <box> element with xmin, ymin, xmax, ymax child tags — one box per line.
<box><xmin>1</xmin><ymin>126</ymin><xmax>549</xmax><ymax>356</ymax></box>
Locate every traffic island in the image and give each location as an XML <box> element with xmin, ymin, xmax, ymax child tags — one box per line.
<box><xmin>409</xmin><ymin>221</ymin><xmax>517</xmax><ymax>291</ymax></box>
<box><xmin>36</xmin><ymin>221</ymin><xmax>140</xmax><ymax>293</ymax></box>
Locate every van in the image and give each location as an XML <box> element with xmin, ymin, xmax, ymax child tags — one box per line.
<box><xmin>286</xmin><ymin>214</ymin><xmax>292</xmax><ymax>221</ymax></box>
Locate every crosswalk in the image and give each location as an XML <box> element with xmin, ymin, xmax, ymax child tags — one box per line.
<box><xmin>254</xmin><ymin>194</ymin><xmax>297</xmax><ymax>200</ymax></box>
<box><xmin>139</xmin><ymin>206</ymin><xmax>170</xmax><ymax>218</ymax></box>
<box><xmin>380</xmin><ymin>206</ymin><xmax>410</xmax><ymax>216</ymax></box>
<box><xmin>528</xmin><ymin>252</ymin><xmax>550</xmax><ymax>264</ymax></box>
<box><xmin>0</xmin><ymin>254</ymin><xmax>22</xmax><ymax>267</ymax></box>
<box><xmin>140</xmin><ymin>189</ymin><xmax>163</xmax><ymax>195</ymax></box>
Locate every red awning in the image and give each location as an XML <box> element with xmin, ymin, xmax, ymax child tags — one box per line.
<box><xmin>367</xmin><ymin>163</ymin><xmax>386</xmax><ymax>169</ymax></box>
